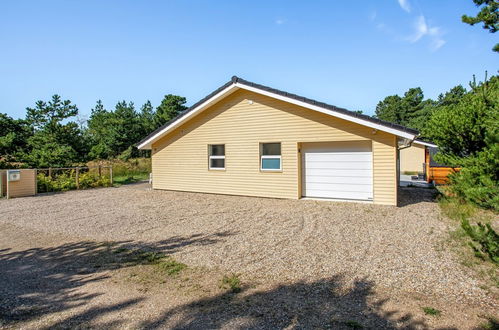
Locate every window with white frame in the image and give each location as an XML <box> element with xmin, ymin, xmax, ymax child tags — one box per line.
<box><xmin>209</xmin><ymin>144</ymin><xmax>225</xmax><ymax>170</ymax></box>
<box><xmin>260</xmin><ymin>143</ymin><xmax>281</xmax><ymax>171</ymax></box>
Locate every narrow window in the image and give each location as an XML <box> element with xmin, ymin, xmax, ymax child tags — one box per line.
<box><xmin>209</xmin><ymin>144</ymin><xmax>225</xmax><ymax>170</ymax></box>
<box><xmin>261</xmin><ymin>143</ymin><xmax>281</xmax><ymax>171</ymax></box>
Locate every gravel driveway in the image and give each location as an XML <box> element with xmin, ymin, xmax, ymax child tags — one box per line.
<box><xmin>0</xmin><ymin>183</ymin><xmax>497</xmax><ymax>329</ymax></box>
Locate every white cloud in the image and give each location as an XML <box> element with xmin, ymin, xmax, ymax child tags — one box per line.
<box><xmin>397</xmin><ymin>0</ymin><xmax>411</xmax><ymax>13</ymax></box>
<box><xmin>409</xmin><ymin>15</ymin><xmax>446</xmax><ymax>51</ymax></box>
<box><xmin>275</xmin><ymin>19</ymin><xmax>285</xmax><ymax>25</ymax></box>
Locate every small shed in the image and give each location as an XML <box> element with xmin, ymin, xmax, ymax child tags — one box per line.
<box><xmin>0</xmin><ymin>169</ymin><xmax>37</xmax><ymax>198</ymax></box>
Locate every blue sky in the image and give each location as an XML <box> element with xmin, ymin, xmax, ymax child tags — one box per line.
<box><xmin>1</xmin><ymin>0</ymin><xmax>497</xmax><ymax>119</ymax></box>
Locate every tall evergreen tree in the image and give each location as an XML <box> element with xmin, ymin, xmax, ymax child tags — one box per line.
<box><xmin>462</xmin><ymin>0</ymin><xmax>499</xmax><ymax>52</ymax></box>
<box><xmin>0</xmin><ymin>113</ymin><xmax>31</xmax><ymax>164</ymax></box>
<box><xmin>23</xmin><ymin>95</ymin><xmax>86</xmax><ymax>167</ymax></box>
<box><xmin>140</xmin><ymin>100</ymin><xmax>156</xmax><ymax>135</ymax></box>
<box><xmin>154</xmin><ymin>94</ymin><xmax>187</xmax><ymax>127</ymax></box>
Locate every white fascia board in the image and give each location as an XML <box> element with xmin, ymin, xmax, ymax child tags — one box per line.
<box><xmin>137</xmin><ymin>85</ymin><xmax>240</xmax><ymax>149</ymax></box>
<box><xmin>413</xmin><ymin>140</ymin><xmax>437</xmax><ymax>148</ymax></box>
<box><xmin>235</xmin><ymin>83</ymin><xmax>418</xmax><ymax>140</ymax></box>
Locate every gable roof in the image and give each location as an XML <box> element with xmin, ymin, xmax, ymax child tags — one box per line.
<box><xmin>137</xmin><ymin>76</ymin><xmax>419</xmax><ymax>149</ymax></box>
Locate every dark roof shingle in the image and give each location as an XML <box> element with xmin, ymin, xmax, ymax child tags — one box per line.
<box><xmin>137</xmin><ymin>76</ymin><xmax>419</xmax><ymax>147</ymax></box>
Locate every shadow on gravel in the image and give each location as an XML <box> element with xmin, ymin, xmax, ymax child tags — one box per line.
<box><xmin>0</xmin><ymin>230</ymin><xmax>453</xmax><ymax>329</ymax></box>
<box><xmin>138</xmin><ymin>276</ymin><xmax>435</xmax><ymax>330</ymax></box>
<box><xmin>398</xmin><ymin>186</ymin><xmax>438</xmax><ymax>207</ymax></box>
<box><xmin>0</xmin><ymin>231</ymin><xmax>234</xmax><ymax>328</ymax></box>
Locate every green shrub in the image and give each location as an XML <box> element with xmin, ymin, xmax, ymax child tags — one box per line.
<box><xmin>79</xmin><ymin>172</ymin><xmax>111</xmax><ymax>189</ymax></box>
<box><xmin>37</xmin><ymin>170</ymin><xmax>111</xmax><ymax>192</ymax></box>
<box><xmin>157</xmin><ymin>258</ymin><xmax>187</xmax><ymax>276</ymax></box>
<box><xmin>37</xmin><ymin>172</ymin><xmax>76</xmax><ymax>192</ymax></box>
<box><xmin>446</xmin><ymin>145</ymin><xmax>499</xmax><ymax>211</ymax></box>
<box><xmin>422</xmin><ymin>307</ymin><xmax>441</xmax><ymax>316</ymax></box>
<box><xmin>220</xmin><ymin>273</ymin><xmax>242</xmax><ymax>293</ymax></box>
<box><xmin>461</xmin><ymin>219</ymin><xmax>499</xmax><ymax>264</ymax></box>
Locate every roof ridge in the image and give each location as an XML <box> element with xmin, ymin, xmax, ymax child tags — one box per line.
<box><xmin>137</xmin><ymin>76</ymin><xmax>419</xmax><ymax>148</ymax></box>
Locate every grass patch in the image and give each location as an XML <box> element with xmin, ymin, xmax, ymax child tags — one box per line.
<box><xmin>422</xmin><ymin>307</ymin><xmax>441</xmax><ymax>317</ymax></box>
<box><xmin>438</xmin><ymin>192</ymin><xmax>498</xmax><ymax>289</ymax></box>
<box><xmin>343</xmin><ymin>320</ymin><xmax>364</xmax><ymax>328</ymax></box>
<box><xmin>220</xmin><ymin>273</ymin><xmax>242</xmax><ymax>293</ymax></box>
<box><xmin>133</xmin><ymin>251</ymin><xmax>166</xmax><ymax>264</ymax></box>
<box><xmin>156</xmin><ymin>257</ymin><xmax>187</xmax><ymax>276</ymax></box>
<box><xmin>113</xmin><ymin>172</ymin><xmax>149</xmax><ymax>185</ymax></box>
<box><xmin>479</xmin><ymin>316</ymin><xmax>499</xmax><ymax>330</ymax></box>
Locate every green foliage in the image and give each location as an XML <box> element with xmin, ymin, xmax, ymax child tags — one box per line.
<box><xmin>79</xmin><ymin>172</ymin><xmax>111</xmax><ymax>189</ymax></box>
<box><xmin>157</xmin><ymin>258</ymin><xmax>187</xmax><ymax>276</ymax></box>
<box><xmin>1</xmin><ymin>90</ymin><xmax>187</xmax><ymax>168</ymax></box>
<box><xmin>374</xmin><ymin>87</ymin><xmax>434</xmax><ymax>132</ymax></box>
<box><xmin>461</xmin><ymin>219</ymin><xmax>499</xmax><ymax>263</ymax></box>
<box><xmin>134</xmin><ymin>251</ymin><xmax>166</xmax><ymax>264</ymax></box>
<box><xmin>140</xmin><ymin>100</ymin><xmax>156</xmax><ymax>135</ymax></box>
<box><xmin>37</xmin><ymin>170</ymin><xmax>111</xmax><ymax>193</ymax></box>
<box><xmin>0</xmin><ymin>113</ymin><xmax>31</xmax><ymax>163</ymax></box>
<box><xmin>425</xmin><ymin>75</ymin><xmax>498</xmax><ymax>210</ymax></box>
<box><xmin>462</xmin><ymin>0</ymin><xmax>498</xmax><ymax>52</ymax></box>
<box><xmin>446</xmin><ymin>148</ymin><xmax>499</xmax><ymax>210</ymax></box>
<box><xmin>479</xmin><ymin>316</ymin><xmax>499</xmax><ymax>330</ymax></box>
<box><xmin>37</xmin><ymin>172</ymin><xmax>76</xmax><ymax>192</ymax></box>
<box><xmin>424</xmin><ymin>77</ymin><xmax>497</xmax><ymax>161</ymax></box>
<box><xmin>220</xmin><ymin>273</ymin><xmax>242</xmax><ymax>293</ymax></box>
<box><xmin>154</xmin><ymin>94</ymin><xmax>187</xmax><ymax>127</ymax></box>
<box><xmin>23</xmin><ymin>95</ymin><xmax>87</xmax><ymax>168</ymax></box>
<box><xmin>87</xmin><ymin>100</ymin><xmax>143</xmax><ymax>160</ymax></box>
<box><xmin>422</xmin><ymin>307</ymin><xmax>441</xmax><ymax>316</ymax></box>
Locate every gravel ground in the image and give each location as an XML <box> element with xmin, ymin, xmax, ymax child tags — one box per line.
<box><xmin>0</xmin><ymin>183</ymin><xmax>497</xmax><ymax>329</ymax></box>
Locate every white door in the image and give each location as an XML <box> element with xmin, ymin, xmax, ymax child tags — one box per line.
<box><xmin>302</xmin><ymin>141</ymin><xmax>373</xmax><ymax>201</ymax></box>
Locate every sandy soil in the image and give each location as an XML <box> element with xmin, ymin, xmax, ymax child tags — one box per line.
<box><xmin>0</xmin><ymin>184</ymin><xmax>497</xmax><ymax>329</ymax></box>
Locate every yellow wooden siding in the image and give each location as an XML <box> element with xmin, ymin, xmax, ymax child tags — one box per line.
<box><xmin>400</xmin><ymin>144</ymin><xmax>425</xmax><ymax>173</ymax></box>
<box><xmin>372</xmin><ymin>133</ymin><xmax>397</xmax><ymax>205</ymax></box>
<box><xmin>7</xmin><ymin>169</ymin><xmax>37</xmax><ymax>198</ymax></box>
<box><xmin>152</xmin><ymin>89</ymin><xmax>398</xmax><ymax>205</ymax></box>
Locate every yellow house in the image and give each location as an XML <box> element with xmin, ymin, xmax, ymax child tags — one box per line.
<box><xmin>399</xmin><ymin>140</ymin><xmax>437</xmax><ymax>174</ymax></box>
<box><xmin>138</xmin><ymin>77</ymin><xmax>419</xmax><ymax>206</ymax></box>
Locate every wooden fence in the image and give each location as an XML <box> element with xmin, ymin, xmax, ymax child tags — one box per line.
<box><xmin>428</xmin><ymin>166</ymin><xmax>460</xmax><ymax>185</ymax></box>
<box><xmin>36</xmin><ymin>166</ymin><xmax>113</xmax><ymax>193</ymax></box>
<box><xmin>1</xmin><ymin>166</ymin><xmax>114</xmax><ymax>198</ymax></box>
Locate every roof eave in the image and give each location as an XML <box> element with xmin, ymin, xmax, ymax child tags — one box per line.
<box><xmin>137</xmin><ymin>76</ymin><xmax>419</xmax><ymax>149</ymax></box>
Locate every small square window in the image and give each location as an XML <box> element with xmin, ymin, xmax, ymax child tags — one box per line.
<box><xmin>261</xmin><ymin>143</ymin><xmax>281</xmax><ymax>171</ymax></box>
<box><xmin>209</xmin><ymin>144</ymin><xmax>225</xmax><ymax>170</ymax></box>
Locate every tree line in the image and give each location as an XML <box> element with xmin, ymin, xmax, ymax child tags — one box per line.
<box><xmin>376</xmin><ymin>74</ymin><xmax>498</xmax><ymax>210</ymax></box>
<box><xmin>1</xmin><ymin>77</ymin><xmax>497</xmax><ymax>211</ymax></box>
<box><xmin>0</xmin><ymin>95</ymin><xmax>187</xmax><ymax>168</ymax></box>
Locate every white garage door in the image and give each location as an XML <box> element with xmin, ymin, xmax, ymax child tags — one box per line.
<box><xmin>302</xmin><ymin>141</ymin><xmax>373</xmax><ymax>201</ymax></box>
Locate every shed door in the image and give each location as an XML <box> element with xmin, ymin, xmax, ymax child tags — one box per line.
<box><xmin>302</xmin><ymin>141</ymin><xmax>373</xmax><ymax>201</ymax></box>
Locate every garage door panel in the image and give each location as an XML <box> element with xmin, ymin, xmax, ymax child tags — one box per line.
<box><xmin>302</xmin><ymin>142</ymin><xmax>373</xmax><ymax>201</ymax></box>
<box><xmin>305</xmin><ymin>175</ymin><xmax>372</xmax><ymax>185</ymax></box>
<box><xmin>304</xmin><ymin>190</ymin><xmax>373</xmax><ymax>200</ymax></box>
<box><xmin>303</xmin><ymin>168</ymin><xmax>372</xmax><ymax>177</ymax></box>
<box><xmin>304</xmin><ymin>162</ymin><xmax>372</xmax><ymax>170</ymax></box>
<box><xmin>304</xmin><ymin>153</ymin><xmax>372</xmax><ymax>162</ymax></box>
<box><xmin>305</xmin><ymin>182</ymin><xmax>373</xmax><ymax>193</ymax></box>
